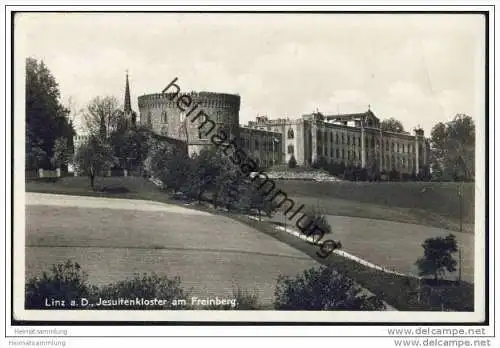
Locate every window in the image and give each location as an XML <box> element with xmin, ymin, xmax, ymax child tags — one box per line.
<box><xmin>147</xmin><ymin>111</ymin><xmax>152</xmax><ymax>126</ymax></box>
<box><xmin>288</xmin><ymin>144</ymin><xmax>294</xmax><ymax>154</ymax></box>
<box><xmin>402</xmin><ymin>144</ymin><xmax>405</xmax><ymax>153</ymax></box>
<box><xmin>336</xmin><ymin>134</ymin><xmax>339</xmax><ymax>144</ymax></box>
<box><xmin>342</xmin><ymin>149</ymin><xmax>345</xmax><ymax>159</ymax></box>
<box><xmin>336</xmin><ymin>149</ymin><xmax>340</xmax><ymax>158</ymax></box>
<box><xmin>330</xmin><ymin>132</ymin><xmax>333</xmax><ymax>143</ymax></box>
<box><xmin>287</xmin><ymin>128</ymin><xmax>294</xmax><ymax>139</ymax></box>
<box><xmin>161</xmin><ymin>111</ymin><xmax>167</xmax><ymax>123</ymax></box>
<box><xmin>342</xmin><ymin>134</ymin><xmax>345</xmax><ymax>144</ymax></box>
<box><xmin>347</xmin><ymin>136</ymin><xmax>350</xmax><ymax>146</ymax></box>
<box><xmin>255</xmin><ymin>139</ymin><xmax>259</xmax><ymax>149</ymax></box>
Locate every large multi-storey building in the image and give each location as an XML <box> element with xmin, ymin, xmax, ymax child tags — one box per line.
<box><xmin>133</xmin><ymin>74</ymin><xmax>429</xmax><ymax>173</ymax></box>
<box><xmin>245</xmin><ymin>110</ymin><xmax>430</xmax><ymax>174</ymax></box>
<box><xmin>138</xmin><ymin>91</ymin><xmax>283</xmax><ymax>167</ymax></box>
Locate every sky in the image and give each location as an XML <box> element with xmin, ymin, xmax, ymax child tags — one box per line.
<box><xmin>16</xmin><ymin>12</ymin><xmax>485</xmax><ymax>135</ymax></box>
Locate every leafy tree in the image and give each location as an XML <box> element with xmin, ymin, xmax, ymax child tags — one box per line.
<box><xmin>430</xmin><ymin>114</ymin><xmax>475</xmax><ymax>181</ymax></box>
<box><xmin>338</xmin><ymin>161</ymin><xmax>346</xmax><ymax>177</ymax></box>
<box><xmin>183</xmin><ymin>148</ymin><xmax>221</xmax><ymax>203</ymax></box>
<box><xmin>50</xmin><ymin>137</ymin><xmax>74</xmax><ymax>170</ymax></box>
<box><xmin>274</xmin><ymin>266</ymin><xmax>384</xmax><ymax>310</ymax></box>
<box><xmin>381</xmin><ymin>118</ymin><xmax>405</xmax><ymax>133</ymax></box>
<box><xmin>288</xmin><ymin>155</ymin><xmax>297</xmax><ymax>168</ymax></box>
<box><xmin>415</xmin><ymin>234</ymin><xmax>458</xmax><ymax>281</ymax></box>
<box><xmin>299</xmin><ymin>206</ymin><xmax>333</xmax><ymax>242</ymax></box>
<box><xmin>26</xmin><ymin>58</ymin><xmax>75</xmax><ymax>170</ymax></box>
<box><xmin>110</xmin><ymin>123</ymin><xmax>151</xmax><ymax>171</ymax></box>
<box><xmin>312</xmin><ymin>156</ymin><xmax>328</xmax><ymax>170</ymax></box>
<box><xmin>389</xmin><ymin>168</ymin><xmax>400</xmax><ymax>181</ymax></box>
<box><xmin>74</xmin><ymin>135</ymin><xmax>114</xmax><ymax>189</ymax></box>
<box><xmin>212</xmin><ymin>154</ymin><xmax>241</xmax><ymax>209</ymax></box>
<box><xmin>84</xmin><ymin>96</ymin><xmax>123</xmax><ymax>139</ymax></box>
<box><xmin>149</xmin><ymin>142</ymin><xmax>190</xmax><ymax>192</ymax></box>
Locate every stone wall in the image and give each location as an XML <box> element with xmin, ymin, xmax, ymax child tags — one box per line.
<box><xmin>138</xmin><ymin>92</ymin><xmax>240</xmax><ymax>155</ymax></box>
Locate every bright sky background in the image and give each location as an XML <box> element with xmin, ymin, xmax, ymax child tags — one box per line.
<box><xmin>16</xmin><ymin>12</ymin><xmax>484</xmax><ymax>135</ymax></box>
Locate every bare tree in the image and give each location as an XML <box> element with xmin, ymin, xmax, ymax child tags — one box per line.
<box><xmin>84</xmin><ymin>96</ymin><xmax>123</xmax><ymax>138</ymax></box>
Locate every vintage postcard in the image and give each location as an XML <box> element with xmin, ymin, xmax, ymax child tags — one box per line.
<box><xmin>10</xmin><ymin>9</ymin><xmax>490</xmax><ymax>328</ymax></box>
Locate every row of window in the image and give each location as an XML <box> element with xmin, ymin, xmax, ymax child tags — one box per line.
<box><xmin>288</xmin><ymin>127</ymin><xmax>418</xmax><ymax>156</ymax></box>
<box><xmin>287</xmin><ymin>145</ymin><xmax>417</xmax><ymax>169</ymax></box>
<box><xmin>241</xmin><ymin>137</ymin><xmax>280</xmax><ymax>151</ymax></box>
<box><xmin>152</xmin><ymin>111</ymin><xmax>230</xmax><ymax>125</ymax></box>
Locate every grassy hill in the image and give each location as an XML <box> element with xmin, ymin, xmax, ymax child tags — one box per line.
<box><xmin>274</xmin><ymin>180</ymin><xmax>475</xmax><ymax>233</ymax></box>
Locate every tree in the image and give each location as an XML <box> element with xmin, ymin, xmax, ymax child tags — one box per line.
<box><xmin>50</xmin><ymin>137</ymin><xmax>74</xmax><ymax>170</ymax></box>
<box><xmin>183</xmin><ymin>148</ymin><xmax>221</xmax><ymax>203</ymax></box>
<box><xmin>110</xmin><ymin>122</ymin><xmax>150</xmax><ymax>171</ymax></box>
<box><xmin>274</xmin><ymin>266</ymin><xmax>384</xmax><ymax>310</ymax></box>
<box><xmin>74</xmin><ymin>135</ymin><xmax>114</xmax><ymax>189</ymax></box>
<box><xmin>430</xmin><ymin>114</ymin><xmax>475</xmax><ymax>182</ymax></box>
<box><xmin>288</xmin><ymin>155</ymin><xmax>297</xmax><ymax>169</ymax></box>
<box><xmin>312</xmin><ymin>156</ymin><xmax>328</xmax><ymax>170</ymax></box>
<box><xmin>84</xmin><ymin>96</ymin><xmax>123</xmax><ymax>139</ymax></box>
<box><xmin>26</xmin><ymin>58</ymin><xmax>75</xmax><ymax>170</ymax></box>
<box><xmin>415</xmin><ymin>234</ymin><xmax>458</xmax><ymax>282</ymax></box>
<box><xmin>380</xmin><ymin>118</ymin><xmax>405</xmax><ymax>133</ymax></box>
<box><xmin>149</xmin><ymin>142</ymin><xmax>190</xmax><ymax>192</ymax></box>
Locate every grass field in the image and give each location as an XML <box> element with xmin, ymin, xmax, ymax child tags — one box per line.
<box><xmin>233</xmin><ymin>215</ymin><xmax>474</xmax><ymax>312</ymax></box>
<box><xmin>25</xmin><ymin>176</ymin><xmax>476</xmax><ymax>310</ymax></box>
<box><xmin>274</xmin><ymin>180</ymin><xmax>475</xmax><ymax>233</ymax></box>
<box><xmin>26</xmin><ymin>176</ymin><xmax>475</xmax><ymax>232</ymax></box>
<box><xmin>26</xmin><ymin>193</ymin><xmax>318</xmax><ymax>307</ymax></box>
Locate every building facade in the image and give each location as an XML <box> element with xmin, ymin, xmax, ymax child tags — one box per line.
<box><xmin>245</xmin><ymin>110</ymin><xmax>430</xmax><ymax>174</ymax></box>
<box><xmin>136</xmin><ymin>82</ymin><xmax>429</xmax><ymax>174</ymax></box>
<box><xmin>138</xmin><ymin>92</ymin><xmax>282</xmax><ymax>167</ymax></box>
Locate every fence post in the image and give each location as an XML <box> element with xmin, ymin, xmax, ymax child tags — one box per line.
<box><xmin>38</xmin><ymin>168</ymin><xmax>44</xmax><ymax>178</ymax></box>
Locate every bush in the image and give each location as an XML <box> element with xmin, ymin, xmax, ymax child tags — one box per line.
<box><xmin>98</xmin><ymin>273</ymin><xmax>189</xmax><ymax>309</ymax></box>
<box><xmin>25</xmin><ymin>261</ymin><xmax>98</xmax><ymax>309</ymax></box>
<box><xmin>26</xmin><ymin>261</ymin><xmax>188</xmax><ymax>310</ymax></box>
<box><xmin>202</xmin><ymin>287</ymin><xmax>261</xmax><ymax>310</ymax></box>
<box><xmin>274</xmin><ymin>266</ymin><xmax>385</xmax><ymax>310</ymax></box>
<box><xmin>298</xmin><ymin>207</ymin><xmax>332</xmax><ymax>242</ymax></box>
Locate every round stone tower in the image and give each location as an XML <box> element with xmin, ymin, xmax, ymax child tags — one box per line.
<box><xmin>138</xmin><ymin>92</ymin><xmax>240</xmax><ymax>155</ymax></box>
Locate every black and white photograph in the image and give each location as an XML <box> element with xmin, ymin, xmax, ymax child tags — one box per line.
<box><xmin>6</xmin><ymin>5</ymin><xmax>494</xmax><ymax>341</ymax></box>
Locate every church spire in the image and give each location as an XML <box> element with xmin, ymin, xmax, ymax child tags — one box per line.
<box><xmin>124</xmin><ymin>70</ymin><xmax>131</xmax><ymax>114</ymax></box>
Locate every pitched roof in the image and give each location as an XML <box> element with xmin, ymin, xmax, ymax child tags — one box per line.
<box><xmin>325</xmin><ymin>110</ymin><xmax>379</xmax><ymax>121</ymax></box>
